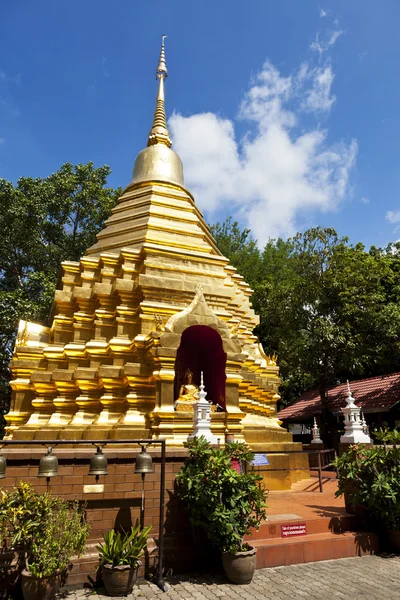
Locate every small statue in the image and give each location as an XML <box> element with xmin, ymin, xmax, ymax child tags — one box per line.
<box><xmin>174</xmin><ymin>369</ymin><xmax>199</xmax><ymax>412</ymax></box>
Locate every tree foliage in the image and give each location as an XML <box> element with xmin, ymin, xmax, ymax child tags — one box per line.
<box><xmin>213</xmin><ymin>221</ymin><xmax>400</xmax><ymax>412</ymax></box>
<box><xmin>0</xmin><ymin>162</ymin><xmax>120</xmax><ymax>429</ymax></box>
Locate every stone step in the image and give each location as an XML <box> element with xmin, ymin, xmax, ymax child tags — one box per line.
<box><xmin>290</xmin><ymin>478</ymin><xmax>315</xmax><ymax>491</ymax></box>
<box><xmin>246</xmin><ymin>514</ymin><xmax>357</xmax><ymax>541</ymax></box>
<box><xmin>252</xmin><ymin>531</ymin><xmax>379</xmax><ymax>569</ymax></box>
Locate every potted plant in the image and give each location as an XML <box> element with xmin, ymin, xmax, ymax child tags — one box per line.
<box><xmin>0</xmin><ymin>496</ymin><xmax>15</xmax><ymax>600</ymax></box>
<box><xmin>97</xmin><ymin>521</ymin><xmax>151</xmax><ymax>596</ymax></box>
<box><xmin>333</xmin><ymin>429</ymin><xmax>400</xmax><ymax>549</ymax></box>
<box><xmin>0</xmin><ymin>482</ymin><xmax>56</xmax><ymax>600</ymax></box>
<box><xmin>176</xmin><ymin>437</ymin><xmax>267</xmax><ymax>584</ymax></box>
<box><xmin>0</xmin><ymin>482</ymin><xmax>90</xmax><ymax>600</ymax></box>
<box><xmin>21</xmin><ymin>497</ymin><xmax>90</xmax><ymax>600</ymax></box>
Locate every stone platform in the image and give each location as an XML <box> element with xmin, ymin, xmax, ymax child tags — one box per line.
<box><xmin>246</xmin><ymin>477</ymin><xmax>378</xmax><ymax>569</ymax></box>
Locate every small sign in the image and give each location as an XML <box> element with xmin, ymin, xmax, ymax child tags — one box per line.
<box><xmin>83</xmin><ymin>484</ymin><xmax>104</xmax><ymax>494</ymax></box>
<box><xmin>281</xmin><ymin>523</ymin><xmax>307</xmax><ymax>538</ymax></box>
<box><xmin>251</xmin><ymin>453</ymin><xmax>270</xmax><ymax>466</ymax></box>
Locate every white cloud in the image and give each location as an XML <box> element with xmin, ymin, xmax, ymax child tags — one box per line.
<box><xmin>310</xmin><ymin>28</ymin><xmax>344</xmax><ymax>55</ymax></box>
<box><xmin>301</xmin><ymin>65</ymin><xmax>335</xmax><ymax>112</ymax></box>
<box><xmin>310</xmin><ymin>33</ymin><xmax>324</xmax><ymax>55</ymax></box>
<box><xmin>170</xmin><ymin>46</ymin><xmax>357</xmax><ymax>245</ymax></box>
<box><xmin>0</xmin><ymin>137</ymin><xmax>5</xmax><ymax>144</ymax></box>
<box><xmin>320</xmin><ymin>9</ymin><xmax>327</xmax><ymax>18</ymax></box>
<box><xmin>328</xmin><ymin>30</ymin><xmax>344</xmax><ymax>47</ymax></box>
<box><xmin>360</xmin><ymin>197</ymin><xmax>370</xmax><ymax>204</ymax></box>
<box><xmin>386</xmin><ymin>210</ymin><xmax>400</xmax><ymax>224</ymax></box>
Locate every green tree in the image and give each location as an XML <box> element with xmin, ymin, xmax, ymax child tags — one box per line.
<box><xmin>0</xmin><ymin>162</ymin><xmax>120</xmax><ymax>432</ymax></box>
<box><xmin>211</xmin><ymin>220</ymin><xmax>400</xmax><ymax>438</ymax></box>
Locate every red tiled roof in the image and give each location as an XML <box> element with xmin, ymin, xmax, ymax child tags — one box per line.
<box><xmin>277</xmin><ymin>372</ymin><xmax>400</xmax><ymax>422</ymax></box>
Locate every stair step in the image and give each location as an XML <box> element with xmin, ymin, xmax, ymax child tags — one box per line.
<box><xmin>251</xmin><ymin>531</ymin><xmax>379</xmax><ymax>569</ymax></box>
<box><xmin>246</xmin><ymin>515</ymin><xmax>357</xmax><ymax>541</ymax></box>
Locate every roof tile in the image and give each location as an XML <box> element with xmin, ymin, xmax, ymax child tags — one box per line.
<box><xmin>277</xmin><ymin>372</ymin><xmax>400</xmax><ymax>421</ymax></box>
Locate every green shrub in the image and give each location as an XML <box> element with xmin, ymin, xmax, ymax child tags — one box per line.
<box><xmin>28</xmin><ymin>497</ymin><xmax>89</xmax><ymax>578</ymax></box>
<box><xmin>0</xmin><ymin>482</ymin><xmax>56</xmax><ymax>551</ymax></box>
<box><xmin>333</xmin><ymin>429</ymin><xmax>400</xmax><ymax>530</ymax></box>
<box><xmin>176</xmin><ymin>437</ymin><xmax>267</xmax><ymax>554</ymax></box>
<box><xmin>0</xmin><ymin>482</ymin><xmax>90</xmax><ymax>577</ymax></box>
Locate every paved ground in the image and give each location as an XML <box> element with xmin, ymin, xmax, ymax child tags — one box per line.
<box><xmin>60</xmin><ymin>555</ymin><xmax>400</xmax><ymax>600</ymax></box>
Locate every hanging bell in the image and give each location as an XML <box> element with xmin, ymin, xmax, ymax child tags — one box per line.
<box><xmin>38</xmin><ymin>447</ymin><xmax>58</xmax><ymax>478</ymax></box>
<box><xmin>134</xmin><ymin>446</ymin><xmax>153</xmax><ymax>474</ymax></box>
<box><xmin>88</xmin><ymin>446</ymin><xmax>108</xmax><ymax>476</ymax></box>
<box><xmin>0</xmin><ymin>455</ymin><xmax>6</xmax><ymax>479</ymax></box>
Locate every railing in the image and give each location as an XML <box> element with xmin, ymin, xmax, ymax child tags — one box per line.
<box><xmin>247</xmin><ymin>448</ymin><xmax>337</xmax><ymax>493</ymax></box>
<box><xmin>0</xmin><ymin>438</ymin><xmax>168</xmax><ymax>592</ymax></box>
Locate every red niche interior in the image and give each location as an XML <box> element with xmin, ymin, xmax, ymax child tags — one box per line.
<box><xmin>174</xmin><ymin>325</ymin><xmax>226</xmax><ymax>410</ymax></box>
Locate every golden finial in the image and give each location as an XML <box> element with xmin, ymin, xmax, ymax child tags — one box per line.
<box><xmin>266</xmin><ymin>353</ymin><xmax>278</xmax><ymax>366</ymax></box>
<box><xmin>156</xmin><ymin>34</ymin><xmax>168</xmax><ymax>78</ymax></box>
<box><xmin>148</xmin><ymin>34</ymin><xmax>172</xmax><ymax>148</ymax></box>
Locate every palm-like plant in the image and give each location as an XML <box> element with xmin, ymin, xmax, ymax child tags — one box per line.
<box><xmin>97</xmin><ymin>522</ymin><xmax>151</xmax><ymax>568</ymax></box>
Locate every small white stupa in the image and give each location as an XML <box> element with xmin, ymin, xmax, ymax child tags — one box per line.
<box><xmin>187</xmin><ymin>372</ymin><xmax>218</xmax><ymax>445</ymax></box>
<box><xmin>340</xmin><ymin>381</ymin><xmax>372</xmax><ymax>444</ymax></box>
<box><xmin>311</xmin><ymin>416</ymin><xmax>323</xmax><ymax>444</ymax></box>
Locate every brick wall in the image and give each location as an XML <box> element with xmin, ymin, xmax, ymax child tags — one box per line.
<box><xmin>0</xmin><ymin>447</ymin><xmax>195</xmax><ymax>585</ymax></box>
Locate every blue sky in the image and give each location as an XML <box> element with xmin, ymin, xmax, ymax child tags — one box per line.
<box><xmin>1</xmin><ymin>1</ymin><xmax>399</xmax><ymax>248</ymax></box>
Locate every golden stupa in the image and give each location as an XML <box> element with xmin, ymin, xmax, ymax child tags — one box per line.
<box><xmin>6</xmin><ymin>38</ymin><xmax>306</xmax><ymax>485</ymax></box>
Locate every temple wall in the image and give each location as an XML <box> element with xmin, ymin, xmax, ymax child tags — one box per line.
<box><xmin>0</xmin><ymin>444</ymin><xmax>309</xmax><ymax>584</ymax></box>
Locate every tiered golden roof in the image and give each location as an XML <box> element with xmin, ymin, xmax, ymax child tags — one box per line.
<box><xmin>6</xmin><ymin>38</ymin><xmax>306</xmax><ymax>484</ymax></box>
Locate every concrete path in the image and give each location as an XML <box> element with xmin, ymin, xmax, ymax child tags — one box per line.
<box><xmin>60</xmin><ymin>555</ymin><xmax>400</xmax><ymax>600</ymax></box>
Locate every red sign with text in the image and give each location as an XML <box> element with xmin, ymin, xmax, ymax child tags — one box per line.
<box><xmin>281</xmin><ymin>523</ymin><xmax>307</xmax><ymax>538</ymax></box>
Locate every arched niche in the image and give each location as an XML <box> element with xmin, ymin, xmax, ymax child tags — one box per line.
<box><xmin>174</xmin><ymin>325</ymin><xmax>227</xmax><ymax>410</ymax></box>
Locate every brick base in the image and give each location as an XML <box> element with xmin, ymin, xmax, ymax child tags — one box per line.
<box><xmin>1</xmin><ymin>446</ymin><xmax>194</xmax><ymax>585</ymax></box>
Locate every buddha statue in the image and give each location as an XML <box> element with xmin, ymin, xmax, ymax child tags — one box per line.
<box><xmin>174</xmin><ymin>369</ymin><xmax>199</xmax><ymax>412</ymax></box>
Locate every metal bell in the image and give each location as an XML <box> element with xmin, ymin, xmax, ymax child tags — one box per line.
<box><xmin>135</xmin><ymin>446</ymin><xmax>153</xmax><ymax>474</ymax></box>
<box><xmin>38</xmin><ymin>447</ymin><xmax>58</xmax><ymax>478</ymax></box>
<box><xmin>88</xmin><ymin>446</ymin><xmax>108</xmax><ymax>476</ymax></box>
<box><xmin>0</xmin><ymin>455</ymin><xmax>6</xmax><ymax>479</ymax></box>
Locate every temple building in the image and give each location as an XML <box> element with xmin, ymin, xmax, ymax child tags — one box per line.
<box><xmin>5</xmin><ymin>39</ymin><xmax>306</xmax><ymax>486</ymax></box>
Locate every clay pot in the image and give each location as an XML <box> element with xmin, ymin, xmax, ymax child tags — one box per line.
<box><xmin>21</xmin><ymin>570</ymin><xmax>60</xmax><ymax>600</ymax></box>
<box><xmin>221</xmin><ymin>545</ymin><xmax>257</xmax><ymax>585</ymax></box>
<box><xmin>101</xmin><ymin>563</ymin><xmax>138</xmax><ymax>596</ymax></box>
<box><xmin>388</xmin><ymin>530</ymin><xmax>400</xmax><ymax>551</ymax></box>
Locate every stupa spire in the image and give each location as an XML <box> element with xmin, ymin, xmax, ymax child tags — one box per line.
<box><xmin>148</xmin><ymin>35</ymin><xmax>172</xmax><ymax>148</ymax></box>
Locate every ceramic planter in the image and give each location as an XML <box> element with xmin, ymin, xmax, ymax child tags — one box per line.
<box><xmin>221</xmin><ymin>545</ymin><xmax>257</xmax><ymax>585</ymax></box>
<box><xmin>21</xmin><ymin>569</ymin><xmax>61</xmax><ymax>600</ymax></box>
<box><xmin>101</xmin><ymin>563</ymin><xmax>138</xmax><ymax>596</ymax></box>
